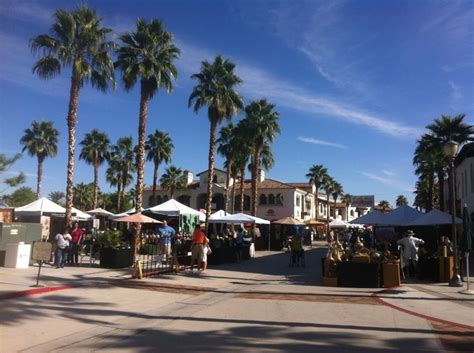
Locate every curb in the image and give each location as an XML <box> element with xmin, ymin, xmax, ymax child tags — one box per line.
<box><xmin>0</xmin><ymin>285</ymin><xmax>73</xmax><ymax>300</ymax></box>
<box><xmin>372</xmin><ymin>287</ymin><xmax>474</xmax><ymax>330</ymax></box>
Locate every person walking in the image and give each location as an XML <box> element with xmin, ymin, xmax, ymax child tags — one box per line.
<box><xmin>54</xmin><ymin>226</ymin><xmax>72</xmax><ymax>268</ymax></box>
<box><xmin>190</xmin><ymin>224</ymin><xmax>206</xmax><ymax>271</ymax></box>
<box><xmin>68</xmin><ymin>222</ymin><xmax>84</xmax><ymax>266</ymax></box>
<box><xmin>397</xmin><ymin>230</ymin><xmax>424</xmax><ymax>278</ymax></box>
<box><xmin>158</xmin><ymin>220</ymin><xmax>176</xmax><ymax>261</ymax></box>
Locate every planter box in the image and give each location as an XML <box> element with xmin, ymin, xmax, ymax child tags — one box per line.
<box><xmin>100</xmin><ymin>248</ymin><xmax>133</xmax><ymax>269</ymax></box>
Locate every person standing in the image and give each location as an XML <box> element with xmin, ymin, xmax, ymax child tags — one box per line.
<box><xmin>54</xmin><ymin>226</ymin><xmax>72</xmax><ymax>268</ymax></box>
<box><xmin>158</xmin><ymin>220</ymin><xmax>176</xmax><ymax>260</ymax></box>
<box><xmin>190</xmin><ymin>224</ymin><xmax>206</xmax><ymax>271</ymax></box>
<box><xmin>397</xmin><ymin>230</ymin><xmax>424</xmax><ymax>277</ymax></box>
<box><xmin>235</xmin><ymin>226</ymin><xmax>245</xmax><ymax>262</ymax></box>
<box><xmin>68</xmin><ymin>222</ymin><xmax>84</xmax><ymax>266</ymax></box>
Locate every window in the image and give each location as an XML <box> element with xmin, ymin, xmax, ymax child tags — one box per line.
<box><xmin>276</xmin><ymin>193</ymin><xmax>283</xmax><ymax>205</ymax></box>
<box><xmin>244</xmin><ymin>195</ymin><xmax>250</xmax><ymax>211</ymax></box>
<box><xmin>259</xmin><ymin>194</ymin><xmax>267</xmax><ymax>205</ymax></box>
<box><xmin>350</xmin><ymin>210</ymin><xmax>354</xmax><ymax>217</ymax></box>
<box><xmin>296</xmin><ymin>195</ymin><xmax>301</xmax><ymax>207</ymax></box>
<box><xmin>213</xmin><ymin>175</ymin><xmax>218</xmax><ymax>183</ymax></box>
<box><xmin>163</xmin><ymin>195</ymin><xmax>169</xmax><ymax>202</ymax></box>
<box><xmin>156</xmin><ymin>195</ymin><xmax>162</xmax><ymax>204</ymax></box>
<box><xmin>268</xmin><ymin>194</ymin><xmax>275</xmax><ymax>205</ymax></box>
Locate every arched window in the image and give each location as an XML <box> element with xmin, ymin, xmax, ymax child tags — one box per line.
<box><xmin>156</xmin><ymin>195</ymin><xmax>162</xmax><ymax>204</ymax></box>
<box><xmin>177</xmin><ymin>195</ymin><xmax>191</xmax><ymax>206</ymax></box>
<box><xmin>276</xmin><ymin>194</ymin><xmax>283</xmax><ymax>205</ymax></box>
<box><xmin>244</xmin><ymin>195</ymin><xmax>251</xmax><ymax>211</ymax></box>
<box><xmin>268</xmin><ymin>194</ymin><xmax>275</xmax><ymax>205</ymax></box>
<box><xmin>259</xmin><ymin>194</ymin><xmax>267</xmax><ymax>205</ymax></box>
<box><xmin>212</xmin><ymin>175</ymin><xmax>218</xmax><ymax>183</ymax></box>
<box><xmin>148</xmin><ymin>195</ymin><xmax>155</xmax><ymax>207</ymax></box>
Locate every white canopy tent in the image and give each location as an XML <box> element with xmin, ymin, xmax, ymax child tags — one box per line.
<box><xmin>147</xmin><ymin>199</ymin><xmax>205</xmax><ymax>222</ymax></box>
<box><xmin>329</xmin><ymin>219</ymin><xmax>348</xmax><ymax>228</ymax></box>
<box><xmin>208</xmin><ymin>212</ymin><xmax>270</xmax><ymax>225</ymax></box>
<box><xmin>72</xmin><ymin>207</ymin><xmax>92</xmax><ymax>221</ymax></box>
<box><xmin>209</xmin><ymin>209</ymin><xmax>232</xmax><ymax>220</ymax></box>
<box><xmin>15</xmin><ymin>197</ymin><xmax>66</xmax><ymax>216</ymax></box>
<box><xmin>110</xmin><ymin>207</ymin><xmax>144</xmax><ymax>219</ymax></box>
<box><xmin>408</xmin><ymin>208</ymin><xmax>462</xmax><ymax>226</ymax></box>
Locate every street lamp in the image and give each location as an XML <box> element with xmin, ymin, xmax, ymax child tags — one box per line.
<box><xmin>443</xmin><ymin>140</ymin><xmax>462</xmax><ymax>287</ymax></box>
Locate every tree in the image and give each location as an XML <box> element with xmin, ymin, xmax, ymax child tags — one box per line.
<box><xmin>306</xmin><ymin>164</ymin><xmax>328</xmax><ymax>221</ymax></box>
<box><xmin>233</xmin><ymin>122</ymin><xmax>252</xmax><ymax>213</ymax></box>
<box><xmin>145</xmin><ymin>130</ymin><xmax>173</xmax><ymax>206</ymax></box>
<box><xmin>378</xmin><ymin>200</ymin><xmax>392</xmax><ymax>212</ymax></box>
<box><xmin>79</xmin><ymin>129</ymin><xmax>110</xmax><ymax>209</ymax></box>
<box><xmin>4</xmin><ymin>187</ymin><xmax>36</xmax><ymax>207</ymax></box>
<box><xmin>189</xmin><ymin>55</ymin><xmax>244</xmax><ymax>233</ymax></box>
<box><xmin>49</xmin><ymin>191</ymin><xmax>65</xmax><ymax>205</ymax></box>
<box><xmin>322</xmin><ymin>175</ymin><xmax>335</xmax><ymax>234</ymax></box>
<box><xmin>108</xmin><ymin>137</ymin><xmax>135</xmax><ymax>212</ymax></box>
<box><xmin>31</xmin><ymin>5</ymin><xmax>115</xmax><ymax>224</ymax></box>
<box><xmin>342</xmin><ymin>193</ymin><xmax>352</xmax><ymax>221</ymax></box>
<box><xmin>160</xmin><ymin>166</ymin><xmax>187</xmax><ymax>199</ymax></box>
<box><xmin>0</xmin><ymin>153</ymin><xmax>25</xmax><ymax>193</ymax></box>
<box><xmin>242</xmin><ymin>99</ymin><xmax>280</xmax><ymax>216</ymax></box>
<box><xmin>73</xmin><ymin>182</ymin><xmax>94</xmax><ymax>211</ymax></box>
<box><xmin>331</xmin><ymin>181</ymin><xmax>343</xmax><ymax>220</ymax></box>
<box><xmin>217</xmin><ymin>123</ymin><xmax>235</xmax><ymax>213</ymax></box>
<box><xmin>106</xmin><ymin>157</ymin><xmax>122</xmax><ymax>211</ymax></box>
<box><xmin>116</xmin><ymin>18</ymin><xmax>179</xmax><ymax>258</ymax></box>
<box><xmin>19</xmin><ymin>120</ymin><xmax>59</xmax><ymax>198</ymax></box>
<box><xmin>396</xmin><ymin>195</ymin><xmax>408</xmax><ymax>207</ymax></box>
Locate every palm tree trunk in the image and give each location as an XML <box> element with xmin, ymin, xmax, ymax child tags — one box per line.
<box><xmin>224</xmin><ymin>159</ymin><xmax>231</xmax><ymax>213</ymax></box>
<box><xmin>314</xmin><ymin>186</ymin><xmax>319</xmax><ymax>221</ymax></box>
<box><xmin>240</xmin><ymin>166</ymin><xmax>245</xmax><ymax>213</ymax></box>
<box><xmin>251</xmin><ymin>145</ymin><xmax>261</xmax><ymax>216</ymax></box>
<box><xmin>326</xmin><ymin>194</ymin><xmax>330</xmax><ymax>235</ymax></box>
<box><xmin>231</xmin><ymin>174</ymin><xmax>236</xmax><ymax>214</ymax></box>
<box><xmin>117</xmin><ymin>183</ymin><xmax>122</xmax><ymax>212</ymax></box>
<box><xmin>152</xmin><ymin>161</ymin><xmax>158</xmax><ymax>206</ymax></box>
<box><xmin>65</xmin><ymin>75</ymin><xmax>81</xmax><ymax>225</ymax></box>
<box><xmin>427</xmin><ymin>172</ymin><xmax>434</xmax><ymax>211</ymax></box>
<box><xmin>36</xmin><ymin>156</ymin><xmax>43</xmax><ymax>199</ymax></box>
<box><xmin>333</xmin><ymin>197</ymin><xmax>337</xmax><ymax>220</ymax></box>
<box><xmin>437</xmin><ymin>169</ymin><xmax>445</xmax><ymax>211</ymax></box>
<box><xmin>93</xmin><ymin>153</ymin><xmax>99</xmax><ymax>209</ymax></box>
<box><xmin>133</xmin><ymin>85</ymin><xmax>150</xmax><ymax>260</ymax></box>
<box><xmin>205</xmin><ymin>119</ymin><xmax>218</xmax><ymax>235</ymax></box>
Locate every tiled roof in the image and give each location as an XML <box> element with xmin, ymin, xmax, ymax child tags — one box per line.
<box><xmin>234</xmin><ymin>178</ymin><xmax>298</xmax><ymax>190</ymax></box>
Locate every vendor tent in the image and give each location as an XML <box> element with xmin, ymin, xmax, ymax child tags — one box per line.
<box><xmin>147</xmin><ymin>199</ymin><xmax>205</xmax><ymax>221</ymax></box>
<box><xmin>110</xmin><ymin>207</ymin><xmax>144</xmax><ymax>219</ymax></box>
<box><xmin>208</xmin><ymin>212</ymin><xmax>256</xmax><ymax>224</ymax></box>
<box><xmin>209</xmin><ymin>209</ymin><xmax>231</xmax><ymax>221</ymax></box>
<box><xmin>349</xmin><ymin>210</ymin><xmax>385</xmax><ymax>225</ymax></box>
<box><xmin>114</xmin><ymin>213</ymin><xmax>162</xmax><ymax>224</ymax></box>
<box><xmin>329</xmin><ymin>219</ymin><xmax>348</xmax><ymax>228</ymax></box>
<box><xmin>379</xmin><ymin>205</ymin><xmax>424</xmax><ymax>226</ymax></box>
<box><xmin>72</xmin><ymin>207</ymin><xmax>92</xmax><ymax>221</ymax></box>
<box><xmin>408</xmin><ymin>208</ymin><xmax>462</xmax><ymax>226</ymax></box>
<box><xmin>15</xmin><ymin>197</ymin><xmax>66</xmax><ymax>215</ymax></box>
<box><xmin>273</xmin><ymin>217</ymin><xmax>304</xmax><ymax>225</ymax></box>
<box><xmin>87</xmin><ymin>207</ymin><xmax>114</xmax><ymax>216</ymax></box>
<box><xmin>246</xmin><ymin>214</ymin><xmax>271</xmax><ymax>225</ymax></box>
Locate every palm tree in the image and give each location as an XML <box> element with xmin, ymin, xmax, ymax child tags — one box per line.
<box><xmin>378</xmin><ymin>200</ymin><xmax>392</xmax><ymax>212</ymax></box>
<box><xmin>217</xmin><ymin>123</ymin><xmax>235</xmax><ymax>213</ymax></box>
<box><xmin>109</xmin><ymin>137</ymin><xmax>136</xmax><ymax>212</ymax></box>
<box><xmin>306</xmin><ymin>165</ymin><xmax>329</xmax><ymax>221</ymax></box>
<box><xmin>396</xmin><ymin>195</ymin><xmax>408</xmax><ymax>207</ymax></box>
<box><xmin>106</xmin><ymin>158</ymin><xmax>122</xmax><ymax>211</ymax></box>
<box><xmin>331</xmin><ymin>181</ymin><xmax>343</xmax><ymax>220</ymax></box>
<box><xmin>242</xmin><ymin>99</ymin><xmax>280</xmax><ymax>216</ymax></box>
<box><xmin>19</xmin><ymin>120</ymin><xmax>59</xmax><ymax>198</ymax></box>
<box><xmin>73</xmin><ymin>182</ymin><xmax>94</xmax><ymax>211</ymax></box>
<box><xmin>49</xmin><ymin>191</ymin><xmax>65</xmax><ymax>205</ymax></box>
<box><xmin>342</xmin><ymin>193</ymin><xmax>352</xmax><ymax>221</ymax></box>
<box><xmin>79</xmin><ymin>129</ymin><xmax>110</xmax><ymax>209</ymax></box>
<box><xmin>322</xmin><ymin>175</ymin><xmax>335</xmax><ymax>234</ymax></box>
<box><xmin>189</xmin><ymin>55</ymin><xmax>244</xmax><ymax>232</ymax></box>
<box><xmin>233</xmin><ymin>122</ymin><xmax>252</xmax><ymax>213</ymax></box>
<box><xmin>145</xmin><ymin>130</ymin><xmax>173</xmax><ymax>206</ymax></box>
<box><xmin>160</xmin><ymin>166</ymin><xmax>187</xmax><ymax>199</ymax></box>
<box><xmin>31</xmin><ymin>5</ymin><xmax>115</xmax><ymax>225</ymax></box>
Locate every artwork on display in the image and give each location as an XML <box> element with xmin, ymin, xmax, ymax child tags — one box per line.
<box><xmin>41</xmin><ymin>216</ymin><xmax>51</xmax><ymax>240</ymax></box>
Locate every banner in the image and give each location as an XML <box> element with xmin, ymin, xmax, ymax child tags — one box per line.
<box><xmin>351</xmin><ymin>195</ymin><xmax>375</xmax><ymax>208</ymax></box>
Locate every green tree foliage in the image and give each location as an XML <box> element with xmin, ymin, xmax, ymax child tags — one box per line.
<box><xmin>396</xmin><ymin>195</ymin><xmax>408</xmax><ymax>207</ymax></box>
<box><xmin>159</xmin><ymin>166</ymin><xmax>187</xmax><ymax>199</ymax></box>
<box><xmin>4</xmin><ymin>187</ymin><xmax>36</xmax><ymax>207</ymax></box>
<box><xmin>49</xmin><ymin>191</ymin><xmax>65</xmax><ymax>205</ymax></box>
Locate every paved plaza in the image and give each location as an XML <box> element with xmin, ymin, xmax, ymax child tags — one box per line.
<box><xmin>1</xmin><ymin>243</ymin><xmax>473</xmax><ymax>352</ymax></box>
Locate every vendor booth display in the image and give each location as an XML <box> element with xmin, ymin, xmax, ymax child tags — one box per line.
<box><xmin>146</xmin><ymin>199</ymin><xmax>204</xmax><ymax>233</ymax></box>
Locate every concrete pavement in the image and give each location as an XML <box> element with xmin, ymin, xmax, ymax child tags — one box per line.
<box><xmin>0</xmin><ymin>243</ymin><xmax>473</xmax><ymax>352</ymax></box>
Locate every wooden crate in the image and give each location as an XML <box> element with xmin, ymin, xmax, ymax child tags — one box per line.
<box><xmin>383</xmin><ymin>262</ymin><xmax>400</xmax><ymax>287</ymax></box>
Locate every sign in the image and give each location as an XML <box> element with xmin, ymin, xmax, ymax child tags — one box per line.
<box><xmin>32</xmin><ymin>242</ymin><xmax>52</xmax><ymax>262</ymax></box>
<box><xmin>351</xmin><ymin>195</ymin><xmax>375</xmax><ymax>208</ymax></box>
<box><xmin>10</xmin><ymin>229</ymin><xmax>18</xmax><ymax>235</ymax></box>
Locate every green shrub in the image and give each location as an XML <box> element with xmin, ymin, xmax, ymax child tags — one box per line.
<box><xmin>96</xmin><ymin>229</ymin><xmax>126</xmax><ymax>248</ymax></box>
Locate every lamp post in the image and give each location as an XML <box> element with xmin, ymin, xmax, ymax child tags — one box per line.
<box><xmin>443</xmin><ymin>140</ymin><xmax>462</xmax><ymax>287</ymax></box>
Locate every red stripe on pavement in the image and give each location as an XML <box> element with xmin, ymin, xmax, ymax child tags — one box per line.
<box><xmin>372</xmin><ymin>287</ymin><xmax>474</xmax><ymax>331</ymax></box>
<box><xmin>0</xmin><ymin>285</ymin><xmax>73</xmax><ymax>300</ymax></box>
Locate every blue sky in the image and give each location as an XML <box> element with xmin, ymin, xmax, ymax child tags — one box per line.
<box><xmin>1</xmin><ymin>0</ymin><xmax>473</xmax><ymax>206</ymax></box>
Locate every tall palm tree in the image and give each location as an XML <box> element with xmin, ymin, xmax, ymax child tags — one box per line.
<box><xmin>160</xmin><ymin>166</ymin><xmax>187</xmax><ymax>199</ymax></box>
<box><xmin>19</xmin><ymin>120</ymin><xmax>59</xmax><ymax>198</ymax></box>
<box><xmin>242</xmin><ymin>99</ymin><xmax>280</xmax><ymax>216</ymax></box>
<box><xmin>109</xmin><ymin>137</ymin><xmax>135</xmax><ymax>212</ymax></box>
<box><xmin>31</xmin><ymin>5</ymin><xmax>115</xmax><ymax>225</ymax></box>
<box><xmin>116</xmin><ymin>19</ymin><xmax>179</xmax><ymax>257</ymax></box>
<box><xmin>233</xmin><ymin>121</ymin><xmax>252</xmax><ymax>213</ymax></box>
<box><xmin>145</xmin><ymin>130</ymin><xmax>173</xmax><ymax>206</ymax></box>
<box><xmin>331</xmin><ymin>181</ymin><xmax>343</xmax><ymax>220</ymax></box>
<box><xmin>79</xmin><ymin>129</ymin><xmax>109</xmax><ymax>209</ymax></box>
<box><xmin>378</xmin><ymin>200</ymin><xmax>392</xmax><ymax>212</ymax></box>
<box><xmin>342</xmin><ymin>193</ymin><xmax>352</xmax><ymax>221</ymax></box>
<box><xmin>189</xmin><ymin>55</ymin><xmax>244</xmax><ymax>231</ymax></box>
<box><xmin>73</xmin><ymin>182</ymin><xmax>94</xmax><ymax>211</ymax></box>
<box><xmin>396</xmin><ymin>195</ymin><xmax>408</xmax><ymax>207</ymax></box>
<box><xmin>323</xmin><ymin>175</ymin><xmax>335</xmax><ymax>235</ymax></box>
<box><xmin>217</xmin><ymin>123</ymin><xmax>235</xmax><ymax>213</ymax></box>
<box><xmin>106</xmin><ymin>158</ymin><xmax>122</xmax><ymax>211</ymax></box>
<box><xmin>306</xmin><ymin>164</ymin><xmax>328</xmax><ymax>221</ymax></box>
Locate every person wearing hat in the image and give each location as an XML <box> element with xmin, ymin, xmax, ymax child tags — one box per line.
<box><xmin>397</xmin><ymin>230</ymin><xmax>424</xmax><ymax>278</ymax></box>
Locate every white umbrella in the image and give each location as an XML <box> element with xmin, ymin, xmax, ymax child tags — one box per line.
<box><xmin>329</xmin><ymin>219</ymin><xmax>348</xmax><ymax>229</ymax></box>
<box><xmin>87</xmin><ymin>207</ymin><xmax>114</xmax><ymax>216</ymax></box>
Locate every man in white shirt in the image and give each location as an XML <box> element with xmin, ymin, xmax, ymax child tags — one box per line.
<box><xmin>55</xmin><ymin>226</ymin><xmax>72</xmax><ymax>268</ymax></box>
<box><xmin>397</xmin><ymin>230</ymin><xmax>424</xmax><ymax>277</ymax></box>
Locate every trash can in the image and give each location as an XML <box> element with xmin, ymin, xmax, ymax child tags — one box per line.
<box><xmin>4</xmin><ymin>242</ymin><xmax>31</xmax><ymax>268</ymax></box>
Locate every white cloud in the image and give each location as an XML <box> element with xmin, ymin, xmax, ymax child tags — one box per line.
<box><xmin>297</xmin><ymin>136</ymin><xmax>347</xmax><ymax>149</ymax></box>
<box><xmin>361</xmin><ymin>172</ymin><xmax>414</xmax><ymax>192</ymax></box>
<box><xmin>0</xmin><ymin>1</ymin><xmax>53</xmax><ymax>25</ymax></box>
<box><xmin>448</xmin><ymin>80</ymin><xmax>463</xmax><ymax>102</ymax></box>
<box><xmin>382</xmin><ymin>170</ymin><xmax>395</xmax><ymax>177</ymax></box>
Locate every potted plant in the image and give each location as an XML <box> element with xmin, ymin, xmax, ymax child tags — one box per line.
<box><xmin>96</xmin><ymin>230</ymin><xmax>133</xmax><ymax>268</ymax></box>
